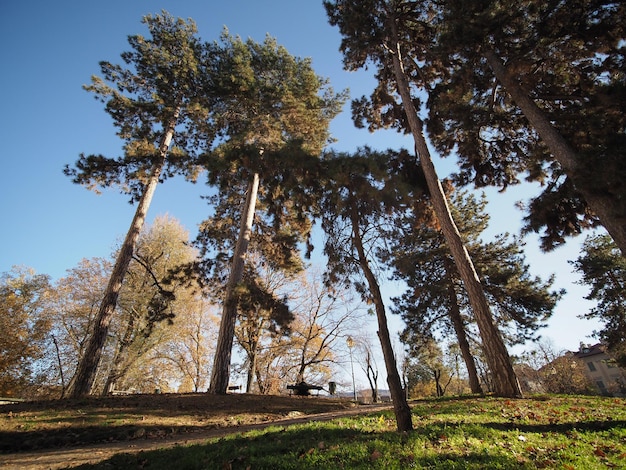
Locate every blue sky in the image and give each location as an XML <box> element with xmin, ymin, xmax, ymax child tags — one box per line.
<box><xmin>0</xmin><ymin>1</ymin><xmax>600</xmax><ymax>364</ymax></box>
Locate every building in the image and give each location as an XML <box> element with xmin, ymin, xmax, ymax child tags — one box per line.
<box><xmin>573</xmin><ymin>343</ymin><xmax>626</xmax><ymax>397</ymax></box>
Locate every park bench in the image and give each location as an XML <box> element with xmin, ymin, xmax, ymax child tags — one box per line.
<box><xmin>287</xmin><ymin>382</ymin><xmax>323</xmax><ymax>396</ymax></box>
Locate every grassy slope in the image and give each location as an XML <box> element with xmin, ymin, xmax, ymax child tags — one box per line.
<box><xmin>0</xmin><ymin>392</ymin><xmax>353</xmax><ymax>452</ymax></box>
<box><xmin>2</xmin><ymin>394</ymin><xmax>625</xmax><ymax>469</ymax></box>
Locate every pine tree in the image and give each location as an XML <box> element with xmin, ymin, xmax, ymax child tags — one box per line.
<box><xmin>198</xmin><ymin>32</ymin><xmax>346</xmax><ymax>394</ymax></box>
<box><xmin>428</xmin><ymin>0</ymin><xmax>626</xmax><ymax>253</ymax></box>
<box><xmin>65</xmin><ymin>12</ymin><xmax>214</xmax><ymax>397</ymax></box>
<box><xmin>320</xmin><ymin>147</ymin><xmax>415</xmax><ymax>431</ymax></box>
<box><xmin>325</xmin><ymin>0</ymin><xmax>523</xmax><ymax>398</ymax></box>
<box><xmin>391</xmin><ymin>190</ymin><xmax>562</xmax><ymax>393</ymax></box>
<box><xmin>571</xmin><ymin>234</ymin><xmax>626</xmax><ymax>367</ymax></box>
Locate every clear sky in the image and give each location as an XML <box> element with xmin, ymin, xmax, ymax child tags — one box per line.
<box><xmin>0</xmin><ymin>0</ymin><xmax>601</xmax><ymax>372</ymax></box>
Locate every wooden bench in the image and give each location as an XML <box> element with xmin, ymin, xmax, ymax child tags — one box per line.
<box><xmin>287</xmin><ymin>382</ymin><xmax>323</xmax><ymax>396</ymax></box>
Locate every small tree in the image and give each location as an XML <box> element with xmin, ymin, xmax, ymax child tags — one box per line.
<box><xmin>519</xmin><ymin>340</ymin><xmax>594</xmax><ymax>395</ymax></box>
<box><xmin>234</xmin><ymin>258</ymin><xmax>294</xmax><ymax>393</ymax></box>
<box><xmin>357</xmin><ymin>336</ymin><xmax>380</xmax><ymax>403</ymax></box>
<box><xmin>287</xmin><ymin>272</ymin><xmax>359</xmax><ymax>385</ymax></box>
<box><xmin>145</xmin><ymin>295</ymin><xmax>219</xmax><ymax>394</ymax></box>
<box><xmin>571</xmin><ymin>234</ymin><xmax>626</xmax><ymax>367</ymax></box>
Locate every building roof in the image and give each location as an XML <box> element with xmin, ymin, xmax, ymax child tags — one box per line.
<box><xmin>573</xmin><ymin>343</ymin><xmax>606</xmax><ymax>359</ymax></box>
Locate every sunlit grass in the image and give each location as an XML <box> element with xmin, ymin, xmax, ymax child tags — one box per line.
<box><xmin>73</xmin><ymin>395</ymin><xmax>626</xmax><ymax>469</ymax></box>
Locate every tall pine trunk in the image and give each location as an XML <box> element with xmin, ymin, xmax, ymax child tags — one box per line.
<box><xmin>70</xmin><ymin>112</ymin><xmax>179</xmax><ymax>398</ymax></box>
<box><xmin>443</xmin><ymin>258</ymin><xmax>483</xmax><ymax>394</ymax></box>
<box><xmin>350</xmin><ymin>204</ymin><xmax>413</xmax><ymax>432</ymax></box>
<box><xmin>483</xmin><ymin>50</ymin><xmax>626</xmax><ymax>257</ymax></box>
<box><xmin>388</xmin><ymin>21</ymin><xmax>522</xmax><ymax>398</ymax></box>
<box><xmin>209</xmin><ymin>173</ymin><xmax>260</xmax><ymax>394</ymax></box>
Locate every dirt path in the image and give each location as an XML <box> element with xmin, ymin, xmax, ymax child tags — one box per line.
<box><xmin>0</xmin><ymin>404</ymin><xmax>392</xmax><ymax>469</ymax></box>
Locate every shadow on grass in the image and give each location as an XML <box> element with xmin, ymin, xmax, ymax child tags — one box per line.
<box><xmin>71</xmin><ymin>424</ymin><xmax>537</xmax><ymax>470</ymax></box>
<box><xmin>0</xmin><ymin>424</ymin><xmax>202</xmax><ymax>453</ymax></box>
<box><xmin>485</xmin><ymin>419</ymin><xmax>626</xmax><ymax>434</ymax></box>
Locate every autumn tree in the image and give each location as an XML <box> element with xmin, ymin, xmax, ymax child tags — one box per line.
<box><xmin>571</xmin><ymin>234</ymin><xmax>626</xmax><ymax>367</ymax></box>
<box><xmin>227</xmin><ymin>268</ymin><xmax>359</xmax><ymax>394</ymax></box>
<box><xmin>427</xmin><ymin>0</ymin><xmax>626</xmax><ymax>253</ymax></box>
<box><xmin>519</xmin><ymin>340</ymin><xmax>594</xmax><ymax>395</ymax></box>
<box><xmin>285</xmin><ymin>271</ymin><xmax>360</xmax><ymax>386</ymax></box>
<box><xmin>400</xmin><ymin>349</ymin><xmax>439</xmax><ymax>399</ymax></box>
<box><xmin>65</xmin><ymin>12</ymin><xmax>214</xmax><ymax>397</ymax></box>
<box><xmin>45</xmin><ymin>258</ymin><xmax>111</xmax><ymax>397</ymax></box>
<box><xmin>100</xmin><ymin>215</ymin><xmax>200</xmax><ymax>394</ymax></box>
<box><xmin>390</xmin><ymin>189</ymin><xmax>562</xmax><ymax>393</ymax></box>
<box><xmin>0</xmin><ymin>267</ymin><xmax>51</xmax><ymax>397</ymax></box>
<box><xmin>325</xmin><ymin>0</ymin><xmax>523</xmax><ymax>398</ymax></box>
<box><xmin>197</xmin><ymin>32</ymin><xmax>346</xmax><ymax>394</ymax></box>
<box><xmin>152</xmin><ymin>297</ymin><xmax>219</xmax><ymax>393</ymax></box>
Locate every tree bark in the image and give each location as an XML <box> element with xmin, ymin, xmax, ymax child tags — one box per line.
<box><xmin>245</xmin><ymin>322</ymin><xmax>262</xmax><ymax>393</ymax></box>
<box><xmin>349</xmin><ymin>204</ymin><xmax>413</xmax><ymax>432</ymax></box>
<box><xmin>388</xmin><ymin>20</ymin><xmax>522</xmax><ymax>398</ymax></box>
<box><xmin>209</xmin><ymin>173</ymin><xmax>260</xmax><ymax>394</ymax></box>
<box><xmin>70</xmin><ymin>112</ymin><xmax>179</xmax><ymax>398</ymax></box>
<box><xmin>483</xmin><ymin>49</ymin><xmax>626</xmax><ymax>257</ymax></box>
<box><xmin>443</xmin><ymin>257</ymin><xmax>483</xmax><ymax>394</ymax></box>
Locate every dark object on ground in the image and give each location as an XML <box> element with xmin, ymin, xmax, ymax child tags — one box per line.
<box><xmin>287</xmin><ymin>382</ymin><xmax>324</xmax><ymax>396</ymax></box>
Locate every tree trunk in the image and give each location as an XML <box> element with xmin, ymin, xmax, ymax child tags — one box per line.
<box><xmin>388</xmin><ymin>21</ymin><xmax>522</xmax><ymax>398</ymax></box>
<box><xmin>102</xmin><ymin>312</ymin><xmax>136</xmax><ymax>396</ymax></box>
<box><xmin>433</xmin><ymin>369</ymin><xmax>444</xmax><ymax>397</ymax></box>
<box><xmin>246</xmin><ymin>348</ymin><xmax>256</xmax><ymax>393</ymax></box>
<box><xmin>483</xmin><ymin>49</ymin><xmax>626</xmax><ymax>257</ymax></box>
<box><xmin>209</xmin><ymin>173</ymin><xmax>260</xmax><ymax>394</ymax></box>
<box><xmin>365</xmin><ymin>352</ymin><xmax>379</xmax><ymax>403</ymax></box>
<box><xmin>246</xmin><ymin>329</ymin><xmax>260</xmax><ymax>393</ymax></box>
<box><xmin>51</xmin><ymin>336</ymin><xmax>66</xmax><ymax>399</ymax></box>
<box><xmin>350</xmin><ymin>204</ymin><xmax>413</xmax><ymax>432</ymax></box>
<box><xmin>70</xmin><ymin>113</ymin><xmax>179</xmax><ymax>398</ymax></box>
<box><xmin>443</xmin><ymin>258</ymin><xmax>483</xmax><ymax>394</ymax></box>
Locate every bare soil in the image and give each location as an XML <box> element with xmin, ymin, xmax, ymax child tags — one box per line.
<box><xmin>0</xmin><ymin>393</ymin><xmax>388</xmax><ymax>469</ymax></box>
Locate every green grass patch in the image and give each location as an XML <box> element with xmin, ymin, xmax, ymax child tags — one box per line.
<box><xmin>73</xmin><ymin>395</ymin><xmax>626</xmax><ymax>469</ymax></box>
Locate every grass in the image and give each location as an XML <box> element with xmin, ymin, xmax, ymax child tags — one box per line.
<box><xmin>0</xmin><ymin>393</ymin><xmax>353</xmax><ymax>453</ymax></box>
<box><xmin>67</xmin><ymin>394</ymin><xmax>625</xmax><ymax>469</ymax></box>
